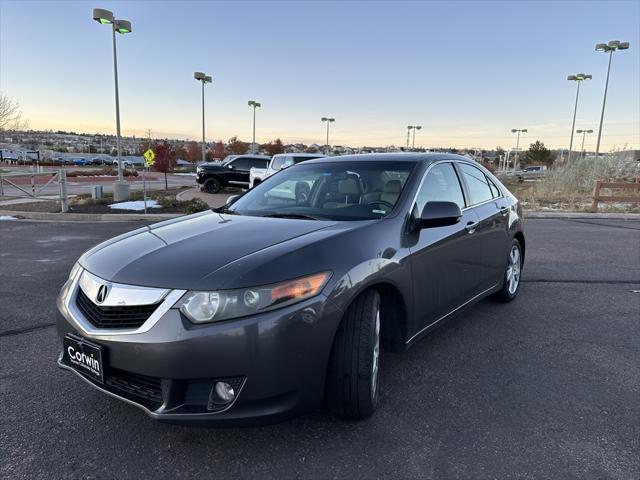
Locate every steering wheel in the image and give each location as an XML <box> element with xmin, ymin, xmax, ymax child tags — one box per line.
<box><xmin>367</xmin><ymin>200</ymin><xmax>394</xmax><ymax>210</ymax></box>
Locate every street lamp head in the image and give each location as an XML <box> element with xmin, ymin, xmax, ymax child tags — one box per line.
<box><xmin>587</xmin><ymin>129</ymin><xmax>594</xmax><ymax>133</ymax></box>
<box><xmin>329</xmin><ymin>118</ymin><xmax>335</xmax><ymax>122</ymax></box>
<box><xmin>618</xmin><ymin>42</ymin><xmax>630</xmax><ymax>50</ymax></box>
<box><xmin>567</xmin><ymin>75</ymin><xmax>577</xmax><ymax>81</ymax></box>
<box><xmin>93</xmin><ymin>8</ymin><xmax>114</xmax><ymax>25</ymax></box>
<box><xmin>595</xmin><ymin>43</ymin><xmax>608</xmax><ymax>52</ymax></box>
<box><xmin>114</xmin><ymin>19</ymin><xmax>132</xmax><ymax>34</ymax></box>
<box><xmin>522</xmin><ymin>129</ymin><xmax>528</xmax><ymax>133</ymax></box>
<box><xmin>511</xmin><ymin>129</ymin><xmax>517</xmax><ymax>133</ymax></box>
<box><xmin>194</xmin><ymin>72</ymin><xmax>206</xmax><ymax>80</ymax></box>
<box><xmin>415</xmin><ymin>126</ymin><xmax>422</xmax><ymax>130</ymax></box>
<box><xmin>608</xmin><ymin>40</ymin><xmax>621</xmax><ymax>49</ymax></box>
<box><xmin>204</xmin><ymin>75</ymin><xmax>212</xmax><ymax>83</ymax></box>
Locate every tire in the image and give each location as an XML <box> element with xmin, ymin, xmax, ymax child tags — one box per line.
<box><xmin>326</xmin><ymin>289</ymin><xmax>381</xmax><ymax>419</ymax></box>
<box><xmin>204</xmin><ymin>177</ymin><xmax>222</xmax><ymax>194</ymax></box>
<box><xmin>491</xmin><ymin>238</ymin><xmax>523</xmax><ymax>302</ymax></box>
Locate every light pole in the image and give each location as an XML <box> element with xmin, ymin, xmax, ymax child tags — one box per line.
<box><xmin>93</xmin><ymin>8</ymin><xmax>132</xmax><ymax>201</ymax></box>
<box><xmin>406</xmin><ymin>126</ymin><xmax>412</xmax><ymax>149</ymax></box>
<box><xmin>576</xmin><ymin>129</ymin><xmax>594</xmax><ymax>159</ymax></box>
<box><xmin>511</xmin><ymin>128</ymin><xmax>527</xmax><ymax>172</ymax></box>
<box><xmin>321</xmin><ymin>117</ymin><xmax>335</xmax><ymax>153</ymax></box>
<box><xmin>411</xmin><ymin>126</ymin><xmax>422</xmax><ymax>150</ymax></box>
<box><xmin>594</xmin><ymin>40</ymin><xmax>630</xmax><ymax>156</ymax></box>
<box><xmin>248</xmin><ymin>100</ymin><xmax>261</xmax><ymax>153</ymax></box>
<box><xmin>194</xmin><ymin>72</ymin><xmax>212</xmax><ymax>162</ymax></box>
<box><xmin>566</xmin><ymin>73</ymin><xmax>591</xmax><ymax>164</ymax></box>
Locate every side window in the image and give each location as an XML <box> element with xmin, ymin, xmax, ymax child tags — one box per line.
<box><xmin>459</xmin><ymin>163</ymin><xmax>494</xmax><ymax>205</ymax></box>
<box><xmin>233</xmin><ymin>158</ymin><xmax>252</xmax><ymax>170</ymax></box>
<box><xmin>414</xmin><ymin>163</ymin><xmax>466</xmax><ymax>216</ymax></box>
<box><xmin>249</xmin><ymin>158</ymin><xmax>268</xmax><ymax>169</ymax></box>
<box><xmin>487</xmin><ymin>176</ymin><xmax>501</xmax><ymax>198</ymax></box>
<box><xmin>271</xmin><ymin>156</ymin><xmax>286</xmax><ymax>170</ymax></box>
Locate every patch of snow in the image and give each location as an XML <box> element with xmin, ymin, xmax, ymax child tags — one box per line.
<box><xmin>0</xmin><ymin>215</ymin><xmax>18</xmax><ymax>221</ymax></box>
<box><xmin>174</xmin><ymin>173</ymin><xmax>197</xmax><ymax>177</ymax></box>
<box><xmin>108</xmin><ymin>200</ymin><xmax>161</xmax><ymax>211</ymax></box>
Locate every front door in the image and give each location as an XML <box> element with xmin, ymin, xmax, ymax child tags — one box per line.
<box><xmin>407</xmin><ymin>162</ymin><xmax>482</xmax><ymax>338</ymax></box>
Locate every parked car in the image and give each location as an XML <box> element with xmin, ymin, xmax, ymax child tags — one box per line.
<box><xmin>90</xmin><ymin>157</ymin><xmax>107</xmax><ymax>166</ymax></box>
<box><xmin>250</xmin><ymin>153</ymin><xmax>325</xmax><ymax>188</ymax></box>
<box><xmin>72</xmin><ymin>158</ymin><xmax>89</xmax><ymax>166</ymax></box>
<box><xmin>514</xmin><ymin>165</ymin><xmax>547</xmax><ymax>182</ymax></box>
<box><xmin>196</xmin><ymin>154</ymin><xmax>270</xmax><ymax>193</ymax></box>
<box><xmin>56</xmin><ymin>153</ymin><xmax>525</xmax><ymax>425</ymax></box>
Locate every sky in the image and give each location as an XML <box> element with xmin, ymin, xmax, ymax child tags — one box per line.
<box><xmin>1</xmin><ymin>0</ymin><xmax>639</xmax><ymax>150</ymax></box>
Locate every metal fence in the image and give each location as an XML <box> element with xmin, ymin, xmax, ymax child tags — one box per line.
<box><xmin>0</xmin><ymin>169</ymin><xmax>68</xmax><ymax>212</ymax></box>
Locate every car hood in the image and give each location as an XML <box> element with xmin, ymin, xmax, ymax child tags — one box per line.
<box><xmin>79</xmin><ymin>211</ymin><xmax>340</xmax><ymax>290</ymax></box>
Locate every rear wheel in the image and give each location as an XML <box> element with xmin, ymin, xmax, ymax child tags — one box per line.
<box><xmin>326</xmin><ymin>289</ymin><xmax>380</xmax><ymax>419</ymax></box>
<box><xmin>491</xmin><ymin>238</ymin><xmax>523</xmax><ymax>302</ymax></box>
<box><xmin>203</xmin><ymin>177</ymin><xmax>221</xmax><ymax>194</ymax></box>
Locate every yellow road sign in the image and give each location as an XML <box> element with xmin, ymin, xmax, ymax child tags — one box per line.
<box><xmin>143</xmin><ymin>148</ymin><xmax>155</xmax><ymax>167</ymax></box>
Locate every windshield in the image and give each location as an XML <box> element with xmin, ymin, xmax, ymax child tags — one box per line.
<box><xmin>221</xmin><ymin>155</ymin><xmax>238</xmax><ymax>166</ymax></box>
<box><xmin>228</xmin><ymin>161</ymin><xmax>416</xmax><ymax>220</ymax></box>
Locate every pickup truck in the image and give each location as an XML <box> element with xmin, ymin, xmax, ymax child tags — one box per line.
<box><xmin>197</xmin><ymin>154</ymin><xmax>271</xmax><ymax>193</ymax></box>
<box><xmin>249</xmin><ymin>153</ymin><xmax>325</xmax><ymax>188</ymax></box>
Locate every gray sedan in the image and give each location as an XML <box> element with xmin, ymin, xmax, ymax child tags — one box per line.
<box><xmin>56</xmin><ymin>153</ymin><xmax>525</xmax><ymax>425</ymax></box>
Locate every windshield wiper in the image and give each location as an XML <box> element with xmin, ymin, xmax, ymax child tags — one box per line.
<box><xmin>260</xmin><ymin>213</ymin><xmax>321</xmax><ymax>220</ymax></box>
<box><xmin>213</xmin><ymin>207</ymin><xmax>241</xmax><ymax>215</ymax></box>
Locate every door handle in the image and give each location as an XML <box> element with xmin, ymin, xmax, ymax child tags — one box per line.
<box><xmin>465</xmin><ymin>221</ymin><xmax>477</xmax><ymax>234</ymax></box>
<box><xmin>499</xmin><ymin>206</ymin><xmax>509</xmax><ymax>216</ymax></box>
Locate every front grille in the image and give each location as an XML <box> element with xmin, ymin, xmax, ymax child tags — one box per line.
<box><xmin>76</xmin><ymin>288</ymin><xmax>159</xmax><ymax>329</ymax></box>
<box><xmin>106</xmin><ymin>368</ymin><xmax>163</xmax><ymax>405</ymax></box>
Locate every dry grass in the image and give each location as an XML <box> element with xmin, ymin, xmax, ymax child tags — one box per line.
<box><xmin>499</xmin><ymin>151</ymin><xmax>640</xmax><ymax>212</ymax></box>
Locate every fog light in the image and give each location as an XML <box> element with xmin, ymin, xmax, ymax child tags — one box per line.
<box><xmin>215</xmin><ymin>382</ymin><xmax>235</xmax><ymax>403</ymax></box>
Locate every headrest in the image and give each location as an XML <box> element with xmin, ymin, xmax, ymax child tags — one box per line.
<box><xmin>338</xmin><ymin>178</ymin><xmax>361</xmax><ymax>195</ymax></box>
<box><xmin>384</xmin><ymin>180</ymin><xmax>402</xmax><ymax>193</ymax></box>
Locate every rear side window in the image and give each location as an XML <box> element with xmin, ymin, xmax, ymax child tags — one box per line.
<box><xmin>249</xmin><ymin>158</ymin><xmax>269</xmax><ymax>169</ymax></box>
<box><xmin>415</xmin><ymin>163</ymin><xmax>466</xmax><ymax>214</ymax></box>
<box><xmin>458</xmin><ymin>163</ymin><xmax>494</xmax><ymax>205</ymax></box>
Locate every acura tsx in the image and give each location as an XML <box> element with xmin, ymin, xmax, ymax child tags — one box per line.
<box><xmin>56</xmin><ymin>153</ymin><xmax>525</xmax><ymax>425</ymax></box>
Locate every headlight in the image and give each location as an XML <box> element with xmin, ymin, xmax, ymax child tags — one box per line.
<box><xmin>176</xmin><ymin>272</ymin><xmax>331</xmax><ymax>324</ymax></box>
<box><xmin>68</xmin><ymin>261</ymin><xmax>82</xmax><ymax>281</ymax></box>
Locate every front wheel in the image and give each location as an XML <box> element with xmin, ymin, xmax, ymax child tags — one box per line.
<box><xmin>326</xmin><ymin>289</ymin><xmax>380</xmax><ymax>419</ymax></box>
<box><xmin>203</xmin><ymin>177</ymin><xmax>222</xmax><ymax>194</ymax></box>
<box><xmin>491</xmin><ymin>238</ymin><xmax>523</xmax><ymax>302</ymax></box>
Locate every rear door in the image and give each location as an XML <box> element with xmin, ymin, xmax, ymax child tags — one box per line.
<box><xmin>456</xmin><ymin>162</ymin><xmax>510</xmax><ymax>289</ymax></box>
<box><xmin>407</xmin><ymin>162</ymin><xmax>481</xmax><ymax>337</ymax></box>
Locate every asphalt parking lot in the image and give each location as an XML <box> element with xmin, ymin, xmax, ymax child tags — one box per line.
<box><xmin>1</xmin><ymin>217</ymin><xmax>638</xmax><ymax>479</ymax></box>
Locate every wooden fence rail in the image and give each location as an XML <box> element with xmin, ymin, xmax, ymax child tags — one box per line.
<box><xmin>591</xmin><ymin>180</ymin><xmax>640</xmax><ymax>212</ymax></box>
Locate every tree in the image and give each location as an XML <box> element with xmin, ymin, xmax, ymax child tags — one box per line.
<box><xmin>186</xmin><ymin>141</ymin><xmax>201</xmax><ymax>163</ymax></box>
<box><xmin>208</xmin><ymin>141</ymin><xmax>227</xmax><ymax>161</ymax></box>
<box><xmin>173</xmin><ymin>143</ymin><xmax>188</xmax><ymax>161</ymax></box>
<box><xmin>227</xmin><ymin>136</ymin><xmax>248</xmax><ymax>155</ymax></box>
<box><xmin>264</xmin><ymin>138</ymin><xmax>285</xmax><ymax>156</ymax></box>
<box><xmin>153</xmin><ymin>141</ymin><xmax>176</xmax><ymax>189</ymax></box>
<box><xmin>524</xmin><ymin>140</ymin><xmax>553</xmax><ymax>167</ymax></box>
<box><xmin>0</xmin><ymin>92</ymin><xmax>28</xmax><ymax>131</ymax></box>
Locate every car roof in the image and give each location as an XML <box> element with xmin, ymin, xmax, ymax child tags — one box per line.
<box><xmin>272</xmin><ymin>152</ymin><xmax>325</xmax><ymax>158</ymax></box>
<box><xmin>236</xmin><ymin>154</ymin><xmax>271</xmax><ymax>159</ymax></box>
<box><xmin>301</xmin><ymin>152</ymin><xmax>473</xmax><ymax>165</ymax></box>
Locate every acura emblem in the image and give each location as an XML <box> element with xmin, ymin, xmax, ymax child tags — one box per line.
<box><xmin>95</xmin><ymin>284</ymin><xmax>110</xmax><ymax>304</ymax></box>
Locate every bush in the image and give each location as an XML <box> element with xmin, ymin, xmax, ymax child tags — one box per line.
<box><xmin>66</xmin><ymin>167</ymin><xmax>138</xmax><ymax>177</ymax></box>
<box><xmin>157</xmin><ymin>196</ymin><xmax>209</xmax><ymax>214</ymax></box>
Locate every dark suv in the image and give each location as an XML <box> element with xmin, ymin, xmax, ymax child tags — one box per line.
<box><xmin>197</xmin><ymin>155</ymin><xmax>270</xmax><ymax>193</ymax></box>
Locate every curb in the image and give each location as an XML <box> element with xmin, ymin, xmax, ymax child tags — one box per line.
<box><xmin>0</xmin><ymin>209</ymin><xmax>183</xmax><ymax>222</ymax></box>
<box><xmin>524</xmin><ymin>211</ymin><xmax>640</xmax><ymax>220</ymax></box>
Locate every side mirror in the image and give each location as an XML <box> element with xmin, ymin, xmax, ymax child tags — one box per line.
<box><xmin>418</xmin><ymin>201</ymin><xmax>462</xmax><ymax>229</ymax></box>
<box><xmin>227</xmin><ymin>164</ymin><xmax>235</xmax><ymax>170</ymax></box>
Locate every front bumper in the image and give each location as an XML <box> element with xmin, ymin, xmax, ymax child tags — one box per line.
<box><xmin>56</xmin><ymin>271</ymin><xmax>343</xmax><ymax>426</ymax></box>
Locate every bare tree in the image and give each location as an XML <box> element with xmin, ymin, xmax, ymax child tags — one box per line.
<box><xmin>0</xmin><ymin>93</ymin><xmax>28</xmax><ymax>131</ymax></box>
